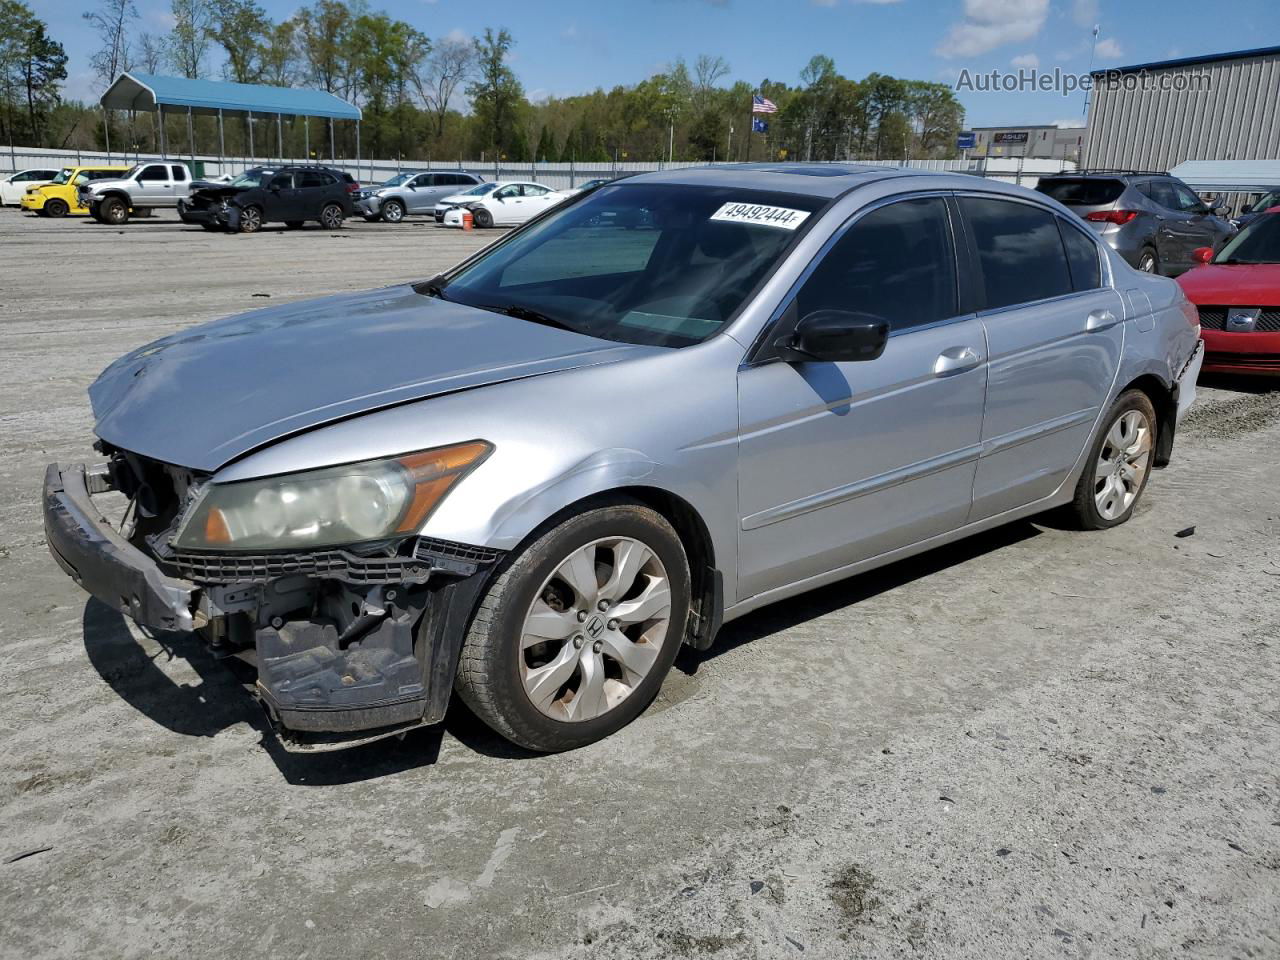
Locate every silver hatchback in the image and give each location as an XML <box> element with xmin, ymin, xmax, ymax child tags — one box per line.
<box><xmin>44</xmin><ymin>164</ymin><xmax>1203</xmax><ymax>753</ymax></box>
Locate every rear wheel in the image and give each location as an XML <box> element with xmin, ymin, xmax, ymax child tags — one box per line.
<box><xmin>1068</xmin><ymin>389</ymin><xmax>1157</xmax><ymax>529</ymax></box>
<box><xmin>238</xmin><ymin>205</ymin><xmax>263</xmax><ymax>233</ymax></box>
<box><xmin>455</xmin><ymin>503</ymin><xmax>690</xmax><ymax>752</ymax></box>
<box><xmin>473</xmin><ymin>206</ymin><xmax>494</xmax><ymax>228</ymax></box>
<box><xmin>380</xmin><ymin>199</ymin><xmax>405</xmax><ymax>223</ymax></box>
<box><xmin>319</xmin><ymin>203</ymin><xmax>344</xmax><ymax>229</ymax></box>
<box><xmin>1137</xmin><ymin>247</ymin><xmax>1158</xmax><ymax>273</ymax></box>
<box><xmin>44</xmin><ymin>198</ymin><xmax>68</xmax><ymax>218</ymax></box>
<box><xmin>100</xmin><ymin>196</ymin><xmax>129</xmax><ymax>225</ymax></box>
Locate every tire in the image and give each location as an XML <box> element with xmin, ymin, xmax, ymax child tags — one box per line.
<box><xmin>44</xmin><ymin>198</ymin><xmax>68</xmax><ymax>218</ymax></box>
<box><xmin>380</xmin><ymin>199</ymin><xmax>405</xmax><ymax>223</ymax></box>
<box><xmin>100</xmin><ymin>196</ymin><xmax>129</xmax><ymax>225</ymax></box>
<box><xmin>238</xmin><ymin>205</ymin><xmax>262</xmax><ymax>233</ymax></box>
<box><xmin>1136</xmin><ymin>247</ymin><xmax>1158</xmax><ymax>274</ymax></box>
<box><xmin>1068</xmin><ymin>389</ymin><xmax>1158</xmax><ymax>530</ymax></box>
<box><xmin>284</xmin><ymin>220</ymin><xmax>305</xmax><ymax>229</ymax></box>
<box><xmin>455</xmin><ymin>502</ymin><xmax>691</xmax><ymax>752</ymax></box>
<box><xmin>473</xmin><ymin>206</ymin><xmax>494</xmax><ymax>228</ymax></box>
<box><xmin>88</xmin><ymin>202</ymin><xmax>104</xmax><ymax>223</ymax></box>
<box><xmin>319</xmin><ymin>202</ymin><xmax>344</xmax><ymax>229</ymax></box>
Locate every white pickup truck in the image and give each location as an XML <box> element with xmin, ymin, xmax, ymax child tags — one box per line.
<box><xmin>79</xmin><ymin>161</ymin><xmax>194</xmax><ymax>224</ymax></box>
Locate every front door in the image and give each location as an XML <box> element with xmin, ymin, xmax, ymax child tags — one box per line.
<box><xmin>736</xmin><ymin>195</ymin><xmax>988</xmax><ymax>599</ymax></box>
<box><xmin>1151</xmin><ymin>180</ymin><xmax>1219</xmax><ymax>272</ymax></box>
<box><xmin>956</xmin><ymin>195</ymin><xmax>1125</xmax><ymax>519</ymax></box>
<box><xmin>262</xmin><ymin>172</ymin><xmax>296</xmax><ymax>220</ymax></box>
<box><xmin>405</xmin><ymin>174</ymin><xmax>435</xmax><ymax>213</ymax></box>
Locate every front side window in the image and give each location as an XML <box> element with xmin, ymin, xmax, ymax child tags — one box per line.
<box><xmin>441</xmin><ymin>183</ymin><xmax>825</xmax><ymax>347</ymax></box>
<box><xmin>793</xmin><ymin>196</ymin><xmax>958</xmax><ymax>332</ymax></box>
<box><xmin>138</xmin><ymin>165</ymin><xmax>168</xmax><ymax>181</ymax></box>
<box><xmin>269</xmin><ymin>173</ymin><xmax>293</xmax><ymax>190</ymax></box>
<box><xmin>1171</xmin><ymin>182</ymin><xmax>1205</xmax><ymax>212</ymax></box>
<box><xmin>960</xmin><ymin>196</ymin><xmax>1073</xmax><ymax>310</ymax></box>
<box><xmin>494</xmin><ymin>185</ymin><xmax>520</xmax><ymax>200</ymax></box>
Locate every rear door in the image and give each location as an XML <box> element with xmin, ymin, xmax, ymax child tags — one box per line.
<box><xmin>262</xmin><ymin>171</ymin><xmax>295</xmax><ymax>220</ymax></box>
<box><xmin>959</xmin><ymin>194</ymin><xmax>1125</xmax><ymax>519</ymax></box>
<box><xmin>169</xmin><ymin>164</ymin><xmax>189</xmax><ymax>201</ymax></box>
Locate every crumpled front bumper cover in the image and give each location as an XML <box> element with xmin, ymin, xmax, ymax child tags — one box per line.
<box><xmin>43</xmin><ymin>462</ymin><xmax>196</xmax><ymax>632</ymax></box>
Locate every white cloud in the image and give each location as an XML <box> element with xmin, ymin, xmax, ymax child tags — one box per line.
<box><xmin>445</xmin><ymin>28</ymin><xmax>468</xmax><ymax>44</ymax></box>
<box><xmin>561</xmin><ymin>23</ymin><xmax>579</xmax><ymax>39</ymax></box>
<box><xmin>1011</xmin><ymin>52</ymin><xmax>1039</xmax><ymax>68</ymax></box>
<box><xmin>935</xmin><ymin>0</ymin><xmax>1050</xmax><ymax>58</ymax></box>
<box><xmin>1094</xmin><ymin>36</ymin><xmax>1123</xmax><ymax>59</ymax></box>
<box><xmin>1070</xmin><ymin>0</ymin><xmax>1098</xmax><ymax>27</ymax></box>
<box><xmin>811</xmin><ymin>0</ymin><xmax>838</xmax><ymax>6</ymax></box>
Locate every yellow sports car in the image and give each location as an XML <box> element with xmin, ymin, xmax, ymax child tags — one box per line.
<box><xmin>20</xmin><ymin>165</ymin><xmax>128</xmax><ymax>217</ymax></box>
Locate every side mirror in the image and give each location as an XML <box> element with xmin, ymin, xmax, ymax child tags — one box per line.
<box><xmin>774</xmin><ymin>310</ymin><xmax>889</xmax><ymax>363</ymax></box>
<box><xmin>1192</xmin><ymin>246</ymin><xmax>1214</xmax><ymax>264</ymax></box>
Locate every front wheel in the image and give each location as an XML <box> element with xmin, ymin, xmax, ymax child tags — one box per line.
<box><xmin>100</xmin><ymin>197</ymin><xmax>129</xmax><ymax>224</ymax></box>
<box><xmin>1068</xmin><ymin>389</ymin><xmax>1157</xmax><ymax>529</ymax></box>
<box><xmin>472</xmin><ymin>206</ymin><xmax>494</xmax><ymax>228</ymax></box>
<box><xmin>238</xmin><ymin>205</ymin><xmax>263</xmax><ymax>233</ymax></box>
<box><xmin>44</xmin><ymin>198</ymin><xmax>68</xmax><ymax>218</ymax></box>
<box><xmin>380</xmin><ymin>199</ymin><xmax>405</xmax><ymax>223</ymax></box>
<box><xmin>319</xmin><ymin>203</ymin><xmax>344</xmax><ymax>229</ymax></box>
<box><xmin>455</xmin><ymin>503</ymin><xmax>691</xmax><ymax>752</ymax></box>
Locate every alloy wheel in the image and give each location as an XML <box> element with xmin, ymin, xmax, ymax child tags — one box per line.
<box><xmin>239</xmin><ymin>206</ymin><xmax>261</xmax><ymax>233</ymax></box>
<box><xmin>1094</xmin><ymin>409</ymin><xmax>1152</xmax><ymax>520</ymax></box>
<box><xmin>382</xmin><ymin>200</ymin><xmax>404</xmax><ymax>223</ymax></box>
<box><xmin>519</xmin><ymin>537</ymin><xmax>673</xmax><ymax>723</ymax></box>
<box><xmin>1138</xmin><ymin>252</ymin><xmax>1156</xmax><ymax>272</ymax></box>
<box><xmin>321</xmin><ymin>204</ymin><xmax>343</xmax><ymax>229</ymax></box>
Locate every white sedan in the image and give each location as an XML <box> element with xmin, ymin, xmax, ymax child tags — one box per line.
<box><xmin>1</xmin><ymin>167</ymin><xmax>60</xmax><ymax>205</ymax></box>
<box><xmin>440</xmin><ymin>181</ymin><xmax>563</xmax><ymax>228</ymax></box>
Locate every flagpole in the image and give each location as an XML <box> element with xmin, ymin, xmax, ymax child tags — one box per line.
<box><xmin>746</xmin><ymin>95</ymin><xmax>753</xmax><ymax>162</ymax></box>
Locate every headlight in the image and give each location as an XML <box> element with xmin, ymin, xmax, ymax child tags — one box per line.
<box><xmin>173</xmin><ymin>441</ymin><xmax>492</xmax><ymax>551</ymax></box>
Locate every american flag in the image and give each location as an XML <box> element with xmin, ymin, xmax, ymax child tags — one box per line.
<box><xmin>752</xmin><ymin>95</ymin><xmax>778</xmax><ymax>114</ymax></box>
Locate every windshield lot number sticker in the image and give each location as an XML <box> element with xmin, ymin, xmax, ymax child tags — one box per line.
<box><xmin>710</xmin><ymin>202</ymin><xmax>810</xmax><ymax>230</ymax></box>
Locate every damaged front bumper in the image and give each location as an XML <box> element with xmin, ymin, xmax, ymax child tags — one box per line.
<box><xmin>43</xmin><ymin>461</ymin><xmax>501</xmax><ymax>749</ymax></box>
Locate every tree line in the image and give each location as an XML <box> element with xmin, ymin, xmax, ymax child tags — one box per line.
<box><xmin>0</xmin><ymin>0</ymin><xmax>965</xmax><ymax>165</ymax></box>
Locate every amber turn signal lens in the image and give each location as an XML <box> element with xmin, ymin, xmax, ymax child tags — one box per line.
<box><xmin>393</xmin><ymin>440</ymin><xmax>492</xmax><ymax>533</ymax></box>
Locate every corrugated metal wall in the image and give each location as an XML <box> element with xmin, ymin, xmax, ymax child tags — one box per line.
<box><xmin>1084</xmin><ymin>51</ymin><xmax>1280</xmax><ymax>170</ymax></box>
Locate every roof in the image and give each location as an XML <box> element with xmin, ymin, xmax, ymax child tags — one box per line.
<box><xmin>1169</xmin><ymin>159</ymin><xmax>1280</xmax><ymax>192</ymax></box>
<box><xmin>626</xmin><ymin>163</ymin><xmax>927</xmax><ymax>199</ymax></box>
<box><xmin>100</xmin><ymin>72</ymin><xmax>361</xmax><ymax>121</ymax></box>
<box><xmin>1090</xmin><ymin>45</ymin><xmax>1280</xmax><ymax>76</ymax></box>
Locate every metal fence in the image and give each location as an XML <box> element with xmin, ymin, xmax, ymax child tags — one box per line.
<box><xmin>2</xmin><ymin>144</ymin><xmax>1073</xmax><ymax>190</ymax></box>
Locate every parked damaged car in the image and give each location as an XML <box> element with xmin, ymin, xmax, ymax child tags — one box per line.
<box><xmin>178</xmin><ymin>164</ymin><xmax>357</xmax><ymax>232</ymax></box>
<box><xmin>45</xmin><ymin>164</ymin><xmax>1203</xmax><ymax>754</ymax></box>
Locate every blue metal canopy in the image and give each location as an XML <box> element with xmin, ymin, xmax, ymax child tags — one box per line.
<box><xmin>100</xmin><ymin>72</ymin><xmax>361</xmax><ymax>121</ymax></box>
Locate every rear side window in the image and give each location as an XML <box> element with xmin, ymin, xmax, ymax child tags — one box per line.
<box><xmin>138</xmin><ymin>165</ymin><xmax>168</xmax><ymax>181</ymax></box>
<box><xmin>170</xmin><ymin>165</ymin><xmax>187</xmax><ymax>181</ymax></box>
<box><xmin>297</xmin><ymin>171</ymin><xmax>333</xmax><ymax>188</ymax></box>
<box><xmin>1036</xmin><ymin>177</ymin><xmax>1124</xmax><ymax>206</ymax></box>
<box><xmin>795</xmin><ymin>196</ymin><xmax>958</xmax><ymax>332</ymax></box>
<box><xmin>961</xmin><ymin>197</ymin><xmax>1073</xmax><ymax>310</ymax></box>
<box><xmin>1058</xmin><ymin>219</ymin><xmax>1103</xmax><ymax>291</ymax></box>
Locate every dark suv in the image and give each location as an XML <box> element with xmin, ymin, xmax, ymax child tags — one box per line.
<box><xmin>1036</xmin><ymin>169</ymin><xmax>1236</xmax><ymax>276</ymax></box>
<box><xmin>179</xmin><ymin>165</ymin><xmax>358</xmax><ymax>233</ymax></box>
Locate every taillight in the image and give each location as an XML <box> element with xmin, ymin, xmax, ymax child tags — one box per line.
<box><xmin>1086</xmin><ymin>209</ymin><xmax>1139</xmax><ymax>225</ymax></box>
<box><xmin>346</xmin><ymin>182</ymin><xmax>360</xmax><ymax>193</ymax></box>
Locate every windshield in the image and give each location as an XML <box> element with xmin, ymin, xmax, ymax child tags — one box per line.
<box><xmin>1250</xmin><ymin>190</ymin><xmax>1280</xmax><ymax>213</ymax></box>
<box><xmin>1214</xmin><ymin>214</ymin><xmax>1280</xmax><ymax>264</ymax></box>
<box><xmin>1036</xmin><ymin>177</ymin><xmax>1125</xmax><ymax>206</ymax></box>
<box><xmin>380</xmin><ymin>173</ymin><xmax>414</xmax><ymax>187</ymax></box>
<box><xmin>124</xmin><ymin>164</ymin><xmax>144</xmax><ymax>178</ymax></box>
<box><xmin>440</xmin><ymin>183</ymin><xmax>825</xmax><ymax>348</ymax></box>
<box><xmin>229</xmin><ymin>169</ymin><xmax>269</xmax><ymax>188</ymax></box>
<box><xmin>51</xmin><ymin>167</ymin><xmax>73</xmax><ymax>185</ymax></box>
<box><xmin>460</xmin><ymin>182</ymin><xmax>499</xmax><ymax>197</ymax></box>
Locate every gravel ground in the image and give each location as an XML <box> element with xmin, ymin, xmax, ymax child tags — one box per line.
<box><xmin>1</xmin><ymin>208</ymin><xmax>1278</xmax><ymax>960</ymax></box>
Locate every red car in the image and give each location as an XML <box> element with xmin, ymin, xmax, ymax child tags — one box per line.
<box><xmin>1177</xmin><ymin>212</ymin><xmax>1280</xmax><ymax>375</ymax></box>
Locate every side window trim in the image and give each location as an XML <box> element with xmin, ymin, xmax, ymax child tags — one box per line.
<box><xmin>746</xmin><ymin>190</ymin><xmax>967</xmax><ymax>365</ymax></box>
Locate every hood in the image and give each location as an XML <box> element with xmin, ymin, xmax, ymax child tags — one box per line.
<box><xmin>83</xmin><ymin>177</ymin><xmax>130</xmax><ymax>192</ymax></box>
<box><xmin>1176</xmin><ymin>263</ymin><xmax>1280</xmax><ymax>306</ymax></box>
<box><xmin>91</xmin><ymin>284</ymin><xmax>656</xmax><ymax>472</ymax></box>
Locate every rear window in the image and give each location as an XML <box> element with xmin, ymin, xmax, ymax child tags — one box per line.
<box><xmin>1036</xmin><ymin>177</ymin><xmax>1124</xmax><ymax>206</ymax></box>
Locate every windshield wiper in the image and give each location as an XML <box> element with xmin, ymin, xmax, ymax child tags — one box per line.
<box><xmin>1218</xmin><ymin>258</ymin><xmax>1266</xmax><ymax>265</ymax></box>
<box><xmin>414</xmin><ymin>275</ymin><xmax>451</xmax><ymax>300</ymax></box>
<box><xmin>481</xmin><ymin>303</ymin><xmax>578</xmax><ymax>333</ymax></box>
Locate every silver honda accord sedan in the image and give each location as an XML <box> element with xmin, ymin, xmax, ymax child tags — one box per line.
<box><xmin>44</xmin><ymin>163</ymin><xmax>1204</xmax><ymax>753</ymax></box>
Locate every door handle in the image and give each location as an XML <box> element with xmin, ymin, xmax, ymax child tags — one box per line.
<box><xmin>933</xmin><ymin>346</ymin><xmax>983</xmax><ymax>377</ymax></box>
<box><xmin>1086</xmin><ymin>309</ymin><xmax>1119</xmax><ymax>332</ymax></box>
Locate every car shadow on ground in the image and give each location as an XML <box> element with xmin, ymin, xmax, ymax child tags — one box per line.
<box><xmin>82</xmin><ymin>519</ymin><xmax>1044</xmax><ymax>785</ymax></box>
<box><xmin>1198</xmin><ymin>372</ymin><xmax>1278</xmax><ymax>394</ymax></box>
